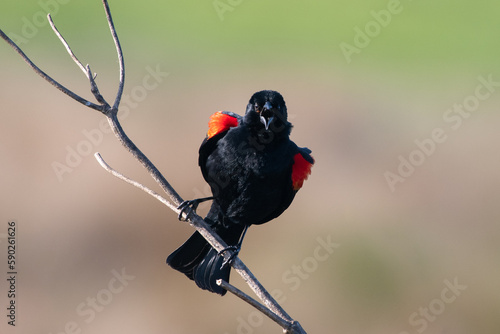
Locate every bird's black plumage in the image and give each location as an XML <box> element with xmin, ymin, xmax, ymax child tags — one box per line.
<box><xmin>167</xmin><ymin>90</ymin><xmax>314</xmax><ymax>295</ymax></box>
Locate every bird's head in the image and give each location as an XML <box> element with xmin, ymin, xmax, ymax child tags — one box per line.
<box><xmin>245</xmin><ymin>90</ymin><xmax>290</xmax><ymax>134</ymax></box>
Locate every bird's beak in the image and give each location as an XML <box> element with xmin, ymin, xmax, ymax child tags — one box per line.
<box><xmin>260</xmin><ymin>101</ymin><xmax>275</xmax><ymax>130</ymax></box>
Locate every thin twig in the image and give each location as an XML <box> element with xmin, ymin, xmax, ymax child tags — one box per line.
<box><xmin>230</xmin><ymin>257</ymin><xmax>294</xmax><ymax>323</ymax></box>
<box><xmin>217</xmin><ymin>279</ymin><xmax>292</xmax><ymax>329</ymax></box>
<box><xmin>87</xmin><ymin>65</ymin><xmax>108</xmax><ymax>106</ymax></box>
<box><xmin>91</xmin><ymin>2</ymin><xmax>183</xmax><ymax>206</ymax></box>
<box><xmin>94</xmin><ymin>153</ymin><xmax>178</xmax><ymax>212</ymax></box>
<box><xmin>48</xmin><ymin>13</ymin><xmax>110</xmax><ymax>109</ymax></box>
<box><xmin>105</xmin><ymin>112</ymin><xmax>184</xmax><ymax>207</ymax></box>
<box><xmin>0</xmin><ymin>29</ymin><xmax>103</xmax><ymax>112</ymax></box>
<box><xmin>101</xmin><ymin>0</ymin><xmax>125</xmax><ymax>111</ymax></box>
<box><xmin>47</xmin><ymin>13</ymin><xmax>87</xmax><ymax>76</ymax></box>
<box><xmin>219</xmin><ymin>280</ymin><xmax>306</xmax><ymax>334</ymax></box>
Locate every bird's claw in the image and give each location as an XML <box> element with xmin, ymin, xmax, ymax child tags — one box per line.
<box><xmin>177</xmin><ymin>197</ymin><xmax>214</xmax><ymax>221</ymax></box>
<box><xmin>177</xmin><ymin>200</ymin><xmax>199</xmax><ymax>221</ymax></box>
<box><xmin>218</xmin><ymin>225</ymin><xmax>248</xmax><ymax>269</ymax></box>
<box><xmin>218</xmin><ymin>245</ymin><xmax>240</xmax><ymax>269</ymax></box>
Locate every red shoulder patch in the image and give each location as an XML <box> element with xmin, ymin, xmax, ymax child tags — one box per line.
<box><xmin>207</xmin><ymin>111</ymin><xmax>239</xmax><ymax>139</ymax></box>
<box><xmin>292</xmin><ymin>153</ymin><xmax>314</xmax><ymax>191</ymax></box>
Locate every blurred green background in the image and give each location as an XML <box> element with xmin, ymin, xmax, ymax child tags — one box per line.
<box><xmin>1</xmin><ymin>1</ymin><xmax>499</xmax><ymax>333</ymax></box>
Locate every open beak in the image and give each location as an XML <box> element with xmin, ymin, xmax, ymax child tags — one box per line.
<box><xmin>259</xmin><ymin>101</ymin><xmax>275</xmax><ymax>130</ymax></box>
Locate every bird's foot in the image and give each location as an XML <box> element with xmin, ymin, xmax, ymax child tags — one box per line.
<box><xmin>218</xmin><ymin>245</ymin><xmax>241</xmax><ymax>269</ymax></box>
<box><xmin>177</xmin><ymin>196</ymin><xmax>214</xmax><ymax>221</ymax></box>
<box><xmin>218</xmin><ymin>225</ymin><xmax>249</xmax><ymax>269</ymax></box>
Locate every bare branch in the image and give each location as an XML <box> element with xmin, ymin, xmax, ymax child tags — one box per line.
<box><xmin>0</xmin><ymin>29</ymin><xmax>103</xmax><ymax>112</ymax></box>
<box><xmin>94</xmin><ymin>153</ymin><xmax>178</xmax><ymax>212</ymax></box>
<box><xmin>230</xmin><ymin>257</ymin><xmax>294</xmax><ymax>324</ymax></box>
<box><xmin>217</xmin><ymin>280</ymin><xmax>306</xmax><ymax>334</ymax></box>
<box><xmin>217</xmin><ymin>279</ymin><xmax>294</xmax><ymax>330</ymax></box>
<box><xmin>48</xmin><ymin>13</ymin><xmax>110</xmax><ymax>109</ymax></box>
<box><xmin>105</xmin><ymin>112</ymin><xmax>183</xmax><ymax>207</ymax></box>
<box><xmin>95</xmin><ymin>142</ymin><xmax>297</xmax><ymax>329</ymax></box>
<box><xmin>87</xmin><ymin>65</ymin><xmax>109</xmax><ymax>106</ymax></box>
<box><xmin>47</xmin><ymin>13</ymin><xmax>87</xmax><ymax>76</ymax></box>
<box><xmin>101</xmin><ymin>0</ymin><xmax>125</xmax><ymax>111</ymax></box>
<box><xmin>1</xmin><ymin>1</ymin><xmax>308</xmax><ymax>333</ymax></box>
<box><xmin>285</xmin><ymin>322</ymin><xmax>307</xmax><ymax>334</ymax></box>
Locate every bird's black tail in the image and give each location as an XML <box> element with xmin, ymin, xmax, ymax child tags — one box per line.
<box><xmin>166</xmin><ymin>215</ymin><xmax>245</xmax><ymax>295</ymax></box>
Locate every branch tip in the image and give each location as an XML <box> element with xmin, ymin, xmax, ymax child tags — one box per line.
<box><xmin>101</xmin><ymin>0</ymin><xmax>125</xmax><ymax>110</ymax></box>
<box><xmin>94</xmin><ymin>152</ymin><xmax>178</xmax><ymax>212</ymax></box>
<box><xmin>47</xmin><ymin>12</ymin><xmax>87</xmax><ymax>76</ymax></box>
<box><xmin>217</xmin><ymin>279</ymin><xmax>305</xmax><ymax>333</ymax></box>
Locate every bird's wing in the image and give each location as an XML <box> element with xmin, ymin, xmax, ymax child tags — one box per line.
<box><xmin>199</xmin><ymin>111</ymin><xmax>242</xmax><ymax>181</ymax></box>
<box><xmin>206</xmin><ymin>111</ymin><xmax>241</xmax><ymax>139</ymax></box>
<box><xmin>291</xmin><ymin>147</ymin><xmax>314</xmax><ymax>191</ymax></box>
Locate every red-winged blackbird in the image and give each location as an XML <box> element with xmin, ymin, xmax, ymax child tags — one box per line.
<box><xmin>167</xmin><ymin>90</ymin><xmax>314</xmax><ymax>295</ymax></box>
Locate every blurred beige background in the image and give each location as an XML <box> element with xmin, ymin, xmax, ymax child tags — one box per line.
<box><xmin>1</xmin><ymin>1</ymin><xmax>499</xmax><ymax>333</ymax></box>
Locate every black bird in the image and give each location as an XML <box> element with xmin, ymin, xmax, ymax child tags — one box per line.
<box><xmin>167</xmin><ymin>90</ymin><xmax>314</xmax><ymax>295</ymax></box>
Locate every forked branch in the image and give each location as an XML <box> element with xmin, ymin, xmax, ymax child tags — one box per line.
<box><xmin>0</xmin><ymin>1</ymin><xmax>306</xmax><ymax>333</ymax></box>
